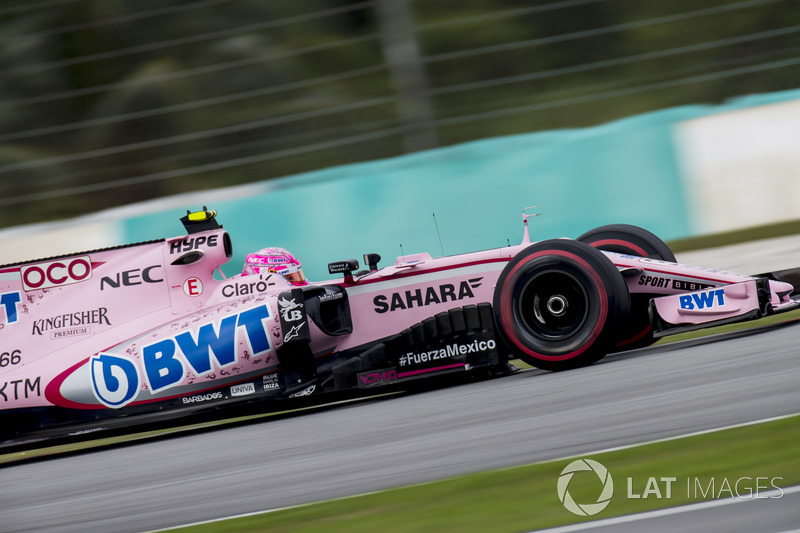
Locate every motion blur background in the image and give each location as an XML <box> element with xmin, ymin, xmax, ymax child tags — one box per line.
<box><xmin>0</xmin><ymin>0</ymin><xmax>798</xmax><ymax>278</ymax></box>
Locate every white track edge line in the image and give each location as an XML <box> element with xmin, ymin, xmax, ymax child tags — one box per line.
<box><xmin>144</xmin><ymin>411</ymin><xmax>800</xmax><ymax>532</ymax></box>
<box><xmin>527</xmin><ymin>485</ymin><xmax>800</xmax><ymax>533</ymax></box>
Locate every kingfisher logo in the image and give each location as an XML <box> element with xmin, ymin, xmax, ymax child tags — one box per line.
<box><xmin>373</xmin><ymin>278</ymin><xmax>483</xmax><ymax>313</ymax></box>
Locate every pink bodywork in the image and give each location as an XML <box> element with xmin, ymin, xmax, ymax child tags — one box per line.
<box><xmin>0</xmin><ymin>220</ymin><xmax>794</xmax><ymax>415</ymax></box>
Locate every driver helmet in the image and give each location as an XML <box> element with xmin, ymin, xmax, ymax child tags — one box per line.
<box><xmin>242</xmin><ymin>247</ymin><xmax>307</xmax><ymax>286</ymax></box>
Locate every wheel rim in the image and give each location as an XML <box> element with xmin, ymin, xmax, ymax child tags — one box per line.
<box><xmin>518</xmin><ymin>270</ymin><xmax>589</xmax><ymax>340</ymax></box>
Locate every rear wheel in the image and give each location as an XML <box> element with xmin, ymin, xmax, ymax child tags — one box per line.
<box><xmin>492</xmin><ymin>240</ymin><xmax>629</xmax><ymax>371</ymax></box>
<box><xmin>577</xmin><ymin>224</ymin><xmax>675</xmax><ymax>350</ymax></box>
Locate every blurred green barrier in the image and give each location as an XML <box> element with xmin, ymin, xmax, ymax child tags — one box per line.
<box><xmin>122</xmin><ymin>88</ymin><xmax>800</xmax><ymax>281</ymax></box>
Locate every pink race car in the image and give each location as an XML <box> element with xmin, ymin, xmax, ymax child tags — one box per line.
<box><xmin>1</xmin><ymin>207</ymin><xmax>797</xmax><ymax>445</ymax></box>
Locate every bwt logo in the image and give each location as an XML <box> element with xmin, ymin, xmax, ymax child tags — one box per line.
<box><xmin>680</xmin><ymin>288</ymin><xmax>725</xmax><ymax>310</ymax></box>
<box><xmin>142</xmin><ymin>305</ymin><xmax>272</xmax><ymax>394</ymax></box>
<box><xmin>89</xmin><ymin>305</ymin><xmax>274</xmax><ymax>407</ymax></box>
<box><xmin>91</xmin><ymin>353</ymin><xmax>140</xmax><ymax>408</ymax></box>
<box><xmin>0</xmin><ymin>292</ymin><xmax>21</xmax><ymax>325</ymax></box>
<box><xmin>20</xmin><ymin>256</ymin><xmax>92</xmax><ymax>291</ymax></box>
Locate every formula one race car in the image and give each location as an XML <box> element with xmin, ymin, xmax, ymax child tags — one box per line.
<box><xmin>1</xmin><ymin>207</ymin><xmax>798</xmax><ymax>444</ymax></box>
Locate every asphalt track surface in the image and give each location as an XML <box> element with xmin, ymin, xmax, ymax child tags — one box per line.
<box><xmin>1</xmin><ymin>322</ymin><xmax>799</xmax><ymax>533</ymax></box>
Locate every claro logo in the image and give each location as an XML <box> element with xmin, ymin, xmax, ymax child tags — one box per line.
<box><xmin>20</xmin><ymin>256</ymin><xmax>93</xmax><ymax>291</ymax></box>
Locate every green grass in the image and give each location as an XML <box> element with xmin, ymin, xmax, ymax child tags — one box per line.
<box><xmin>667</xmin><ymin>219</ymin><xmax>800</xmax><ymax>252</ymax></box>
<box><xmin>161</xmin><ymin>414</ymin><xmax>800</xmax><ymax>533</ymax></box>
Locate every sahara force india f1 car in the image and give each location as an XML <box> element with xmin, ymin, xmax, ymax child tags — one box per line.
<box><xmin>1</xmin><ymin>208</ymin><xmax>798</xmax><ymax>443</ymax></box>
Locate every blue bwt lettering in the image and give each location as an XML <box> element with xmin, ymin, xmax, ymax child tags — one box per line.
<box><xmin>679</xmin><ymin>288</ymin><xmax>725</xmax><ymax>310</ymax></box>
<box><xmin>1</xmin><ymin>292</ymin><xmax>21</xmax><ymax>324</ymax></box>
<box><xmin>91</xmin><ymin>305</ymin><xmax>273</xmax><ymax>401</ymax></box>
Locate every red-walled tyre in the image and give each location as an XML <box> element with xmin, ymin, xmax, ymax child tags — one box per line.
<box><xmin>492</xmin><ymin>240</ymin><xmax>630</xmax><ymax>371</ymax></box>
<box><xmin>577</xmin><ymin>224</ymin><xmax>676</xmax><ymax>350</ymax></box>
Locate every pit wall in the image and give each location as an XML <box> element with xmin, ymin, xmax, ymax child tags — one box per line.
<box><xmin>2</xmin><ymin>88</ymin><xmax>799</xmax><ymax>281</ymax></box>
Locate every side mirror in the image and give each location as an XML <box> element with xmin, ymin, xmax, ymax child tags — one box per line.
<box><xmin>328</xmin><ymin>259</ymin><xmax>359</xmax><ymax>279</ymax></box>
<box><xmin>363</xmin><ymin>253</ymin><xmax>381</xmax><ymax>271</ymax></box>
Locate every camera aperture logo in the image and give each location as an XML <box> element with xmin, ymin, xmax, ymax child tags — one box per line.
<box><xmin>557</xmin><ymin>459</ymin><xmax>786</xmax><ymax>517</ymax></box>
<box><xmin>557</xmin><ymin>459</ymin><xmax>614</xmax><ymax>516</ymax></box>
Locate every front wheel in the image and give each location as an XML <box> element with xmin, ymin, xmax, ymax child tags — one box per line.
<box><xmin>492</xmin><ymin>240</ymin><xmax>630</xmax><ymax>371</ymax></box>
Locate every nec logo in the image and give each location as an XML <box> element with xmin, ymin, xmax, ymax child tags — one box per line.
<box><xmin>20</xmin><ymin>256</ymin><xmax>92</xmax><ymax>291</ymax></box>
<box><xmin>100</xmin><ymin>266</ymin><xmax>164</xmax><ymax>290</ymax></box>
<box><xmin>679</xmin><ymin>288</ymin><xmax>725</xmax><ymax>310</ymax></box>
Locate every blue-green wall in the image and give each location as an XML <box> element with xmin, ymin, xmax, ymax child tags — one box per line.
<box><xmin>122</xmin><ymin>89</ymin><xmax>800</xmax><ymax>281</ymax></box>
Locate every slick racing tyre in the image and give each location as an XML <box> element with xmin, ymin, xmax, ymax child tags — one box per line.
<box><xmin>577</xmin><ymin>224</ymin><xmax>676</xmax><ymax>350</ymax></box>
<box><xmin>492</xmin><ymin>239</ymin><xmax>630</xmax><ymax>371</ymax></box>
<box><xmin>577</xmin><ymin>224</ymin><xmax>676</xmax><ymax>262</ymax></box>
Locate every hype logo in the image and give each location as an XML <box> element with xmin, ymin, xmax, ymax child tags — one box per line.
<box><xmin>91</xmin><ymin>353</ymin><xmax>140</xmax><ymax>408</ymax></box>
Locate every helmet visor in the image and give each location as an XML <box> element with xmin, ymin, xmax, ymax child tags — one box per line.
<box><xmin>285</xmin><ymin>270</ymin><xmax>306</xmax><ymax>284</ymax></box>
